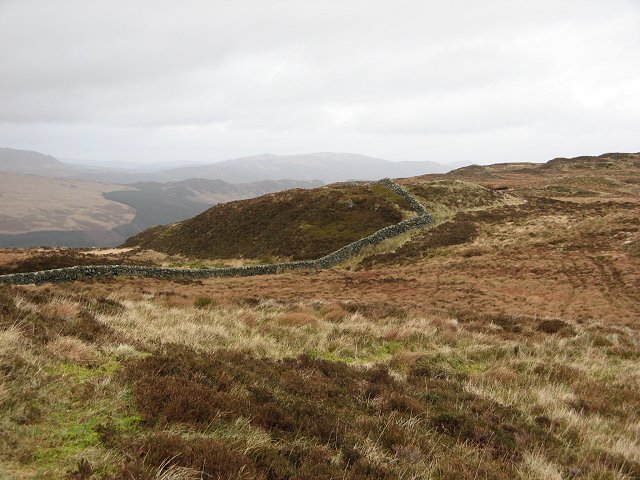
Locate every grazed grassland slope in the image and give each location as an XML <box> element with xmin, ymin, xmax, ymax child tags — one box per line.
<box><xmin>0</xmin><ymin>153</ymin><xmax>639</xmax><ymax>479</ymax></box>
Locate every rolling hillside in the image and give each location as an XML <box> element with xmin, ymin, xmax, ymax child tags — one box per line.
<box><xmin>0</xmin><ymin>172</ymin><xmax>321</xmax><ymax>248</ymax></box>
<box><xmin>1</xmin><ymin>153</ymin><xmax>640</xmax><ymax>478</ymax></box>
<box><xmin>125</xmin><ymin>182</ymin><xmax>414</xmax><ymax>260</ymax></box>
<box><xmin>125</xmin><ymin>153</ymin><xmax>640</xmax><ymax>268</ymax></box>
<box><xmin>2</xmin><ymin>0</ymin><xmax>638</xmax><ymax>474</ymax></box>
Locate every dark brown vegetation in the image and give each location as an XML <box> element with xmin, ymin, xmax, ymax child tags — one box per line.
<box><xmin>0</xmin><ymin>248</ymin><xmax>152</xmax><ymax>275</ymax></box>
<box><xmin>112</xmin><ymin>347</ymin><xmax>560</xmax><ymax>479</ymax></box>
<box><xmin>1</xmin><ymin>153</ymin><xmax>640</xmax><ymax>479</ymax></box>
<box><xmin>124</xmin><ymin>183</ymin><xmax>412</xmax><ymax>261</ymax></box>
<box><xmin>359</xmin><ymin>212</ymin><xmax>479</xmax><ymax>268</ymax></box>
<box><xmin>1</xmin><ymin>283</ymin><xmax>640</xmax><ymax>478</ymax></box>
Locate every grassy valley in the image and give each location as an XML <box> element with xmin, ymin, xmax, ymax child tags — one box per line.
<box><xmin>0</xmin><ymin>173</ymin><xmax>136</xmax><ymax>248</ymax></box>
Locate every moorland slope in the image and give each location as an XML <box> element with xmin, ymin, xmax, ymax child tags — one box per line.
<box><xmin>125</xmin><ymin>182</ymin><xmax>417</xmax><ymax>260</ymax></box>
<box><xmin>0</xmin><ymin>153</ymin><xmax>639</xmax><ymax>479</ymax></box>
<box><xmin>0</xmin><ymin>170</ymin><xmax>321</xmax><ymax>248</ymax></box>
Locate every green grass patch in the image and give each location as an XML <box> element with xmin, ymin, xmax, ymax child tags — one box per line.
<box><xmin>431</xmin><ymin>352</ymin><xmax>487</xmax><ymax>374</ymax></box>
<box><xmin>46</xmin><ymin>359</ymin><xmax>121</xmax><ymax>381</ymax></box>
<box><xmin>16</xmin><ymin>357</ymin><xmax>135</xmax><ymax>474</ymax></box>
<box><xmin>305</xmin><ymin>349</ymin><xmax>355</xmax><ymax>364</ymax></box>
<box><xmin>372</xmin><ymin>340</ymin><xmax>404</xmax><ymax>359</ymax></box>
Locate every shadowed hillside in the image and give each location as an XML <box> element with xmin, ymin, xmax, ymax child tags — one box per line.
<box><xmin>105</xmin><ymin>178</ymin><xmax>323</xmax><ymax>237</ymax></box>
<box><xmin>125</xmin><ymin>182</ymin><xmax>414</xmax><ymax>260</ymax></box>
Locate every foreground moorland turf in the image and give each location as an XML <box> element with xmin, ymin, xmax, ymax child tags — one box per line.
<box><xmin>1</xmin><ymin>287</ymin><xmax>639</xmax><ymax>479</ymax></box>
<box><xmin>0</xmin><ymin>153</ymin><xmax>639</xmax><ymax>478</ymax></box>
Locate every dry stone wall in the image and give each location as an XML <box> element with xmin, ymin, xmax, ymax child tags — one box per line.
<box><xmin>0</xmin><ymin>179</ymin><xmax>432</xmax><ymax>285</ymax></box>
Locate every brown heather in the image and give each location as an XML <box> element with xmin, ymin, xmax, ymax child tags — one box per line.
<box><xmin>1</xmin><ymin>287</ymin><xmax>639</xmax><ymax>479</ymax></box>
<box><xmin>124</xmin><ymin>182</ymin><xmax>412</xmax><ymax>261</ymax></box>
<box><xmin>0</xmin><ymin>153</ymin><xmax>639</xmax><ymax>479</ymax></box>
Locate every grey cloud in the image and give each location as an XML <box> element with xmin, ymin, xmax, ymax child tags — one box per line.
<box><xmin>0</xmin><ymin>0</ymin><xmax>638</xmax><ymax>164</ymax></box>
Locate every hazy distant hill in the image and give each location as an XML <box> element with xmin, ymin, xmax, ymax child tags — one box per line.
<box><xmin>0</xmin><ymin>147</ymin><xmax>74</xmax><ymax>176</ymax></box>
<box><xmin>0</xmin><ymin>172</ymin><xmax>322</xmax><ymax>248</ymax></box>
<box><xmin>0</xmin><ymin>147</ymin><xmax>139</xmax><ymax>183</ymax></box>
<box><xmin>1</xmin><ymin>148</ymin><xmax>451</xmax><ymax>184</ymax></box>
<box><xmin>149</xmin><ymin>152</ymin><xmax>448</xmax><ymax>183</ymax></box>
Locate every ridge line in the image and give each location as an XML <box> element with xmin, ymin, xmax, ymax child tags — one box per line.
<box><xmin>0</xmin><ymin>179</ymin><xmax>432</xmax><ymax>285</ymax></box>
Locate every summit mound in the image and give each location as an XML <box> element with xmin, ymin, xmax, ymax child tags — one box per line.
<box><xmin>125</xmin><ymin>182</ymin><xmax>414</xmax><ymax>261</ymax></box>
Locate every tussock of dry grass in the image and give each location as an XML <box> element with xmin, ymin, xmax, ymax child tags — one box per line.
<box><xmin>517</xmin><ymin>451</ymin><xmax>563</xmax><ymax>480</ymax></box>
<box><xmin>1</xmin><ymin>286</ymin><xmax>639</xmax><ymax>478</ymax></box>
<box><xmin>45</xmin><ymin>336</ymin><xmax>99</xmax><ymax>365</ymax></box>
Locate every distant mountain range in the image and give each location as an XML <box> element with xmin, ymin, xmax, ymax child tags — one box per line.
<box><xmin>145</xmin><ymin>152</ymin><xmax>450</xmax><ymax>183</ymax></box>
<box><xmin>0</xmin><ymin>147</ymin><xmax>134</xmax><ymax>183</ymax></box>
<box><xmin>0</xmin><ymin>148</ymin><xmax>451</xmax><ymax>184</ymax></box>
<box><xmin>0</xmin><ymin>147</ymin><xmax>453</xmax><ymax>248</ymax></box>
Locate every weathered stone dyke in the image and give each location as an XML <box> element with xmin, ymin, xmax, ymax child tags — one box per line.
<box><xmin>0</xmin><ymin>179</ymin><xmax>432</xmax><ymax>285</ymax></box>
<box><xmin>376</xmin><ymin>178</ymin><xmax>428</xmax><ymax>216</ymax></box>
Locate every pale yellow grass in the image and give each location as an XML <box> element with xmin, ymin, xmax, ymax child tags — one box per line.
<box><xmin>517</xmin><ymin>451</ymin><xmax>563</xmax><ymax>480</ymax></box>
<box><xmin>98</xmin><ymin>297</ymin><xmax>450</xmax><ymax>360</ymax></box>
<box><xmin>4</xmin><ymin>290</ymin><xmax>639</xmax><ymax>477</ymax></box>
<box><xmin>464</xmin><ymin>330</ymin><xmax>640</xmax><ymax>465</ymax></box>
<box><xmin>46</xmin><ymin>336</ymin><xmax>98</xmax><ymax>365</ymax></box>
<box><xmin>85</xmin><ymin>247</ymin><xmax>135</xmax><ymax>256</ymax></box>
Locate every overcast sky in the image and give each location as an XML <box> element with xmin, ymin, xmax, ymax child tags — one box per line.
<box><xmin>1</xmin><ymin>0</ymin><xmax>639</xmax><ymax>166</ymax></box>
